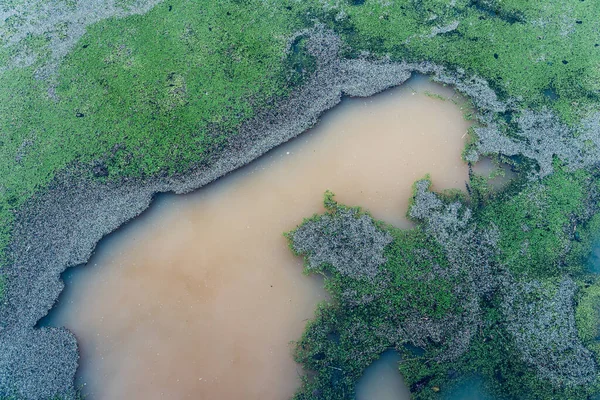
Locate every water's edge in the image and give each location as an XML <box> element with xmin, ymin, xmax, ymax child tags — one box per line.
<box><xmin>41</xmin><ymin>78</ymin><xmax>472</xmax><ymax>398</ymax></box>
<box><xmin>0</xmin><ymin>29</ymin><xmax>506</xmax><ymax>399</ymax></box>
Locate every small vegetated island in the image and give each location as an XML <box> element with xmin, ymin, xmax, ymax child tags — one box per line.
<box><xmin>2</xmin><ymin>0</ymin><xmax>600</xmax><ymax>399</ymax></box>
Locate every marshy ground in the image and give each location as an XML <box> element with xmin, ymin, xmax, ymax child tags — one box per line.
<box><xmin>42</xmin><ymin>77</ymin><xmax>475</xmax><ymax>399</ymax></box>
<box><xmin>2</xmin><ymin>1</ymin><xmax>600</xmax><ymax>399</ymax></box>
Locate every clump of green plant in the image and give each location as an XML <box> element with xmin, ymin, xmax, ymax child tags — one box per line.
<box><xmin>287</xmin><ymin>191</ymin><xmax>393</xmax><ymax>280</ymax></box>
<box><xmin>289</xmin><ymin>169</ymin><xmax>600</xmax><ymax>399</ymax></box>
<box><xmin>502</xmin><ymin>278</ymin><xmax>597</xmax><ymax>386</ymax></box>
<box><xmin>0</xmin><ymin>274</ymin><xmax>5</xmax><ymax>300</ymax></box>
<box><xmin>288</xmin><ymin>188</ymin><xmax>495</xmax><ymax>399</ymax></box>
<box><xmin>478</xmin><ymin>165</ymin><xmax>599</xmax><ymax>277</ymax></box>
<box><xmin>576</xmin><ymin>280</ymin><xmax>600</xmax><ymax>359</ymax></box>
<box><xmin>323</xmin><ymin>0</ymin><xmax>600</xmax><ymax>122</ymax></box>
<box><xmin>0</xmin><ymin>0</ymin><xmax>314</xmax><ymax>261</ymax></box>
<box><xmin>423</xmin><ymin>90</ymin><xmax>446</xmax><ymax>101</ymax></box>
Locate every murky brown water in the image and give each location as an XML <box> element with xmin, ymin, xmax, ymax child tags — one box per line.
<box><xmin>45</xmin><ymin>76</ymin><xmax>473</xmax><ymax>399</ymax></box>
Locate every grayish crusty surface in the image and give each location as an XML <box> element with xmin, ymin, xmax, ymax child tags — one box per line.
<box><xmin>475</xmin><ymin>109</ymin><xmax>600</xmax><ymax>177</ymax></box>
<box><xmin>0</xmin><ymin>327</ymin><xmax>79</xmax><ymax>398</ymax></box>
<box><xmin>410</xmin><ymin>179</ymin><xmax>599</xmax><ymax>381</ymax></box>
<box><xmin>290</xmin><ymin>208</ymin><xmax>393</xmax><ymax>279</ymax></box>
<box><xmin>0</xmin><ymin>0</ymin><xmax>163</xmax><ymax>73</ymax></box>
<box><xmin>502</xmin><ymin>278</ymin><xmax>597</xmax><ymax>385</ymax></box>
<box><xmin>406</xmin><ymin>179</ymin><xmax>500</xmax><ymax>362</ymax></box>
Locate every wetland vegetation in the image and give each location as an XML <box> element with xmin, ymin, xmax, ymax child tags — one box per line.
<box><xmin>2</xmin><ymin>0</ymin><xmax>600</xmax><ymax>399</ymax></box>
<box><xmin>287</xmin><ymin>169</ymin><xmax>600</xmax><ymax>399</ymax></box>
<box><xmin>37</xmin><ymin>80</ymin><xmax>472</xmax><ymax>399</ymax></box>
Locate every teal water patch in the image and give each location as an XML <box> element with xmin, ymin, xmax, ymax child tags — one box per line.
<box><xmin>355</xmin><ymin>350</ymin><xmax>411</xmax><ymax>400</ymax></box>
<box><xmin>443</xmin><ymin>376</ymin><xmax>494</xmax><ymax>400</ymax></box>
<box><xmin>589</xmin><ymin>245</ymin><xmax>600</xmax><ymax>274</ymax></box>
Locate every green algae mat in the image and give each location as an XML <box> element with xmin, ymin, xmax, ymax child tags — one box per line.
<box><xmin>3</xmin><ymin>0</ymin><xmax>600</xmax><ymax>399</ymax></box>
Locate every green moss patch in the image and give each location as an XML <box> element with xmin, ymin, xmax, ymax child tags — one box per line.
<box><xmin>288</xmin><ymin>177</ymin><xmax>600</xmax><ymax>399</ymax></box>
<box><xmin>0</xmin><ymin>0</ymin><xmax>313</xmax><ymax>262</ymax></box>
<box><xmin>478</xmin><ymin>166</ymin><xmax>598</xmax><ymax>277</ymax></box>
<box><xmin>576</xmin><ymin>281</ymin><xmax>600</xmax><ymax>359</ymax></box>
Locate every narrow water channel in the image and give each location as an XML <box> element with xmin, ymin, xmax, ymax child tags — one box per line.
<box><xmin>42</xmin><ymin>76</ymin><xmax>473</xmax><ymax>399</ymax></box>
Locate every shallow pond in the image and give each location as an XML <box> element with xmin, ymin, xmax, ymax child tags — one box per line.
<box><xmin>355</xmin><ymin>350</ymin><xmax>411</xmax><ymax>400</ymax></box>
<box><xmin>471</xmin><ymin>157</ymin><xmax>515</xmax><ymax>189</ymax></box>
<box><xmin>588</xmin><ymin>245</ymin><xmax>600</xmax><ymax>274</ymax></box>
<box><xmin>443</xmin><ymin>377</ymin><xmax>494</xmax><ymax>400</ymax></box>
<box><xmin>43</xmin><ymin>76</ymin><xmax>475</xmax><ymax>399</ymax></box>
<box><xmin>355</xmin><ymin>350</ymin><xmax>493</xmax><ymax>400</ymax></box>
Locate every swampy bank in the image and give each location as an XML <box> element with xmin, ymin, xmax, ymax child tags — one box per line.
<box><xmin>2</xmin><ymin>1</ymin><xmax>600</xmax><ymax>399</ymax></box>
<box><xmin>40</xmin><ymin>78</ymin><xmax>473</xmax><ymax>399</ymax></box>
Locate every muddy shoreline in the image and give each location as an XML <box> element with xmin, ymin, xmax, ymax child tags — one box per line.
<box><xmin>0</xmin><ymin>28</ymin><xmax>562</xmax><ymax>399</ymax></box>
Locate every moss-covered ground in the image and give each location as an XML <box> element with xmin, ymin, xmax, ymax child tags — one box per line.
<box><xmin>3</xmin><ymin>0</ymin><xmax>600</xmax><ymax>398</ymax></box>
<box><xmin>2</xmin><ymin>0</ymin><xmax>599</xmax><ymax>265</ymax></box>
<box><xmin>327</xmin><ymin>0</ymin><xmax>600</xmax><ymax>122</ymax></box>
<box><xmin>0</xmin><ymin>0</ymin><xmax>318</xmax><ymax>265</ymax></box>
<box><xmin>288</xmin><ymin>169</ymin><xmax>600</xmax><ymax>399</ymax></box>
